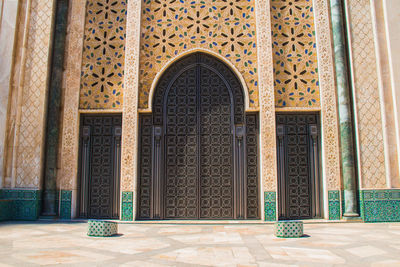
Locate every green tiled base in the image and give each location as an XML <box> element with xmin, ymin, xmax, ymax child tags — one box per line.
<box><xmin>264</xmin><ymin>191</ymin><xmax>277</xmax><ymax>221</ymax></box>
<box><xmin>121</xmin><ymin>191</ymin><xmax>133</xmax><ymax>221</ymax></box>
<box><xmin>87</xmin><ymin>220</ymin><xmax>118</xmax><ymax>237</ymax></box>
<box><xmin>0</xmin><ymin>200</ymin><xmax>12</xmax><ymax>221</ymax></box>
<box><xmin>361</xmin><ymin>189</ymin><xmax>400</xmax><ymax>222</ymax></box>
<box><xmin>0</xmin><ymin>189</ymin><xmax>41</xmax><ymax>220</ymax></box>
<box><xmin>274</xmin><ymin>221</ymin><xmax>303</xmax><ymax>238</ymax></box>
<box><xmin>328</xmin><ymin>190</ymin><xmax>341</xmax><ymax>220</ymax></box>
<box><xmin>60</xmin><ymin>190</ymin><xmax>72</xmax><ymax>219</ymax></box>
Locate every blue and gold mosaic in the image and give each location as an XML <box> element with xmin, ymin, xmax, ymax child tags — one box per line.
<box><xmin>80</xmin><ymin>0</ymin><xmax>127</xmax><ymax>109</ymax></box>
<box><xmin>139</xmin><ymin>0</ymin><xmax>259</xmax><ymax>109</ymax></box>
<box><xmin>271</xmin><ymin>0</ymin><xmax>320</xmax><ymax>107</ymax></box>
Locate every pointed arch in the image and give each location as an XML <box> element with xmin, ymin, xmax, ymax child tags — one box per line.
<box><xmin>144</xmin><ymin>48</ymin><xmax>250</xmax><ymax>113</ymax></box>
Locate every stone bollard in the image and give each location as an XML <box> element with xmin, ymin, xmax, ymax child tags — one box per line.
<box><xmin>274</xmin><ymin>220</ymin><xmax>303</xmax><ymax>238</ymax></box>
<box><xmin>87</xmin><ymin>220</ymin><xmax>118</xmax><ymax>237</ymax></box>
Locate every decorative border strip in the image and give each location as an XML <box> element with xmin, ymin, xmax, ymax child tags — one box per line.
<box><xmin>121</xmin><ymin>191</ymin><xmax>133</xmax><ymax>221</ymax></box>
<box><xmin>264</xmin><ymin>191</ymin><xmax>276</xmax><ymax>221</ymax></box>
<box><xmin>328</xmin><ymin>190</ymin><xmax>340</xmax><ymax>220</ymax></box>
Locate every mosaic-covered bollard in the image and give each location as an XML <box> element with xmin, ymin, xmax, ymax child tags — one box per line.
<box><xmin>274</xmin><ymin>221</ymin><xmax>303</xmax><ymax>238</ymax></box>
<box><xmin>87</xmin><ymin>220</ymin><xmax>118</xmax><ymax>237</ymax></box>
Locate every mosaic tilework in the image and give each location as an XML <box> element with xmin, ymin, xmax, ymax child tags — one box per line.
<box><xmin>274</xmin><ymin>221</ymin><xmax>303</xmax><ymax>238</ymax></box>
<box><xmin>139</xmin><ymin>0</ymin><xmax>259</xmax><ymax>109</ymax></box>
<box><xmin>60</xmin><ymin>190</ymin><xmax>72</xmax><ymax>219</ymax></box>
<box><xmin>121</xmin><ymin>191</ymin><xmax>133</xmax><ymax>221</ymax></box>
<box><xmin>328</xmin><ymin>190</ymin><xmax>340</xmax><ymax>220</ymax></box>
<box><xmin>264</xmin><ymin>191</ymin><xmax>277</xmax><ymax>221</ymax></box>
<box><xmin>361</xmin><ymin>189</ymin><xmax>400</xmax><ymax>222</ymax></box>
<box><xmin>87</xmin><ymin>220</ymin><xmax>118</xmax><ymax>236</ymax></box>
<box><xmin>0</xmin><ymin>200</ymin><xmax>12</xmax><ymax>221</ymax></box>
<box><xmin>0</xmin><ymin>189</ymin><xmax>41</xmax><ymax>220</ymax></box>
<box><xmin>270</xmin><ymin>0</ymin><xmax>320</xmax><ymax>107</ymax></box>
<box><xmin>79</xmin><ymin>0</ymin><xmax>127</xmax><ymax>109</ymax></box>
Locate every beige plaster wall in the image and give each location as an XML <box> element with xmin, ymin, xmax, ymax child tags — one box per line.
<box><xmin>0</xmin><ymin>0</ymin><xmax>18</xmax><ymax>188</ymax></box>
<box><xmin>383</xmin><ymin>0</ymin><xmax>400</xmax><ymax>188</ymax></box>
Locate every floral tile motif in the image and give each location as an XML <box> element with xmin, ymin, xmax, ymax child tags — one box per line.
<box><xmin>264</xmin><ymin>191</ymin><xmax>276</xmax><ymax>221</ymax></box>
<box><xmin>139</xmin><ymin>0</ymin><xmax>259</xmax><ymax>109</ymax></box>
<box><xmin>271</xmin><ymin>0</ymin><xmax>320</xmax><ymax>107</ymax></box>
<box><xmin>79</xmin><ymin>0</ymin><xmax>127</xmax><ymax>109</ymax></box>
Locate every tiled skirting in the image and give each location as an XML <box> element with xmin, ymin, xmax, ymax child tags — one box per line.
<box><xmin>360</xmin><ymin>189</ymin><xmax>400</xmax><ymax>222</ymax></box>
<box><xmin>328</xmin><ymin>190</ymin><xmax>341</xmax><ymax>220</ymax></box>
<box><xmin>121</xmin><ymin>191</ymin><xmax>133</xmax><ymax>221</ymax></box>
<box><xmin>60</xmin><ymin>190</ymin><xmax>72</xmax><ymax>219</ymax></box>
<box><xmin>264</xmin><ymin>191</ymin><xmax>276</xmax><ymax>221</ymax></box>
<box><xmin>0</xmin><ymin>189</ymin><xmax>41</xmax><ymax>220</ymax></box>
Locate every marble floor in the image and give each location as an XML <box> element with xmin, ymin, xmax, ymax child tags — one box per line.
<box><xmin>0</xmin><ymin>221</ymin><xmax>399</xmax><ymax>266</ymax></box>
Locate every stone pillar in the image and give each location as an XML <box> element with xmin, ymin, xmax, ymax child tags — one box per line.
<box><xmin>0</xmin><ymin>0</ymin><xmax>19</xmax><ymax>188</ymax></box>
<box><xmin>330</xmin><ymin>0</ymin><xmax>358</xmax><ymax>217</ymax></box>
<box><xmin>42</xmin><ymin>0</ymin><xmax>69</xmax><ymax>216</ymax></box>
<box><xmin>121</xmin><ymin>0</ymin><xmax>142</xmax><ymax>220</ymax></box>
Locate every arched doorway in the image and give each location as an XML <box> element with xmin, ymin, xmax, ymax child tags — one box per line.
<box><xmin>137</xmin><ymin>53</ymin><xmax>259</xmax><ymax>219</ymax></box>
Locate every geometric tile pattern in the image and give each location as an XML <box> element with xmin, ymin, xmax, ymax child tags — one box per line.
<box><xmin>121</xmin><ymin>191</ymin><xmax>133</xmax><ymax>221</ymax></box>
<box><xmin>264</xmin><ymin>191</ymin><xmax>277</xmax><ymax>221</ymax></box>
<box><xmin>60</xmin><ymin>190</ymin><xmax>72</xmax><ymax>220</ymax></box>
<box><xmin>274</xmin><ymin>221</ymin><xmax>303</xmax><ymax>238</ymax></box>
<box><xmin>271</xmin><ymin>0</ymin><xmax>320</xmax><ymax>107</ymax></box>
<box><xmin>79</xmin><ymin>0</ymin><xmax>127</xmax><ymax>109</ymax></box>
<box><xmin>347</xmin><ymin>0</ymin><xmax>386</xmax><ymax>188</ymax></box>
<box><xmin>139</xmin><ymin>0</ymin><xmax>259</xmax><ymax>109</ymax></box>
<box><xmin>361</xmin><ymin>189</ymin><xmax>400</xmax><ymax>222</ymax></box>
<box><xmin>15</xmin><ymin>0</ymin><xmax>55</xmax><ymax>188</ymax></box>
<box><xmin>0</xmin><ymin>189</ymin><xmax>41</xmax><ymax>220</ymax></box>
<box><xmin>87</xmin><ymin>220</ymin><xmax>118</xmax><ymax>237</ymax></box>
<box><xmin>328</xmin><ymin>190</ymin><xmax>340</xmax><ymax>220</ymax></box>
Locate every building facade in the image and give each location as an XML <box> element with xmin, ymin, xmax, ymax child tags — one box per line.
<box><xmin>0</xmin><ymin>0</ymin><xmax>399</xmax><ymax>222</ymax></box>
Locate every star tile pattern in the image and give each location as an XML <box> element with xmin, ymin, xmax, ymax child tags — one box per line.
<box><xmin>139</xmin><ymin>0</ymin><xmax>259</xmax><ymax>109</ymax></box>
<box><xmin>271</xmin><ymin>0</ymin><xmax>320</xmax><ymax>107</ymax></box>
<box><xmin>79</xmin><ymin>0</ymin><xmax>127</xmax><ymax>109</ymax></box>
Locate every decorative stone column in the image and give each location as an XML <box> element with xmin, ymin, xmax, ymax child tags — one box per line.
<box><xmin>42</xmin><ymin>0</ymin><xmax>69</xmax><ymax>216</ymax></box>
<box><xmin>329</xmin><ymin>0</ymin><xmax>358</xmax><ymax>217</ymax></box>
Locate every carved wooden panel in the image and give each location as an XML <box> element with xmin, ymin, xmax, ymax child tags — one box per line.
<box><xmin>199</xmin><ymin>67</ymin><xmax>233</xmax><ymax>219</ymax></box>
<box><xmin>246</xmin><ymin>113</ymin><xmax>260</xmax><ymax>219</ymax></box>
<box><xmin>276</xmin><ymin>114</ymin><xmax>321</xmax><ymax>220</ymax></box>
<box><xmin>165</xmin><ymin>68</ymin><xmax>198</xmax><ymax>219</ymax></box>
<box><xmin>137</xmin><ymin>53</ymin><xmax>259</xmax><ymax>220</ymax></box>
<box><xmin>79</xmin><ymin>114</ymin><xmax>122</xmax><ymax>219</ymax></box>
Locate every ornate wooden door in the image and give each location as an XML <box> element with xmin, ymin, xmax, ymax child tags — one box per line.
<box><xmin>137</xmin><ymin>53</ymin><xmax>259</xmax><ymax>220</ymax></box>
<box><xmin>78</xmin><ymin>115</ymin><xmax>122</xmax><ymax>219</ymax></box>
<box><xmin>276</xmin><ymin>114</ymin><xmax>322</xmax><ymax>220</ymax></box>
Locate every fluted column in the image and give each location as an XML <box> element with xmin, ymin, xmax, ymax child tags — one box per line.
<box><xmin>330</xmin><ymin>0</ymin><xmax>358</xmax><ymax>217</ymax></box>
